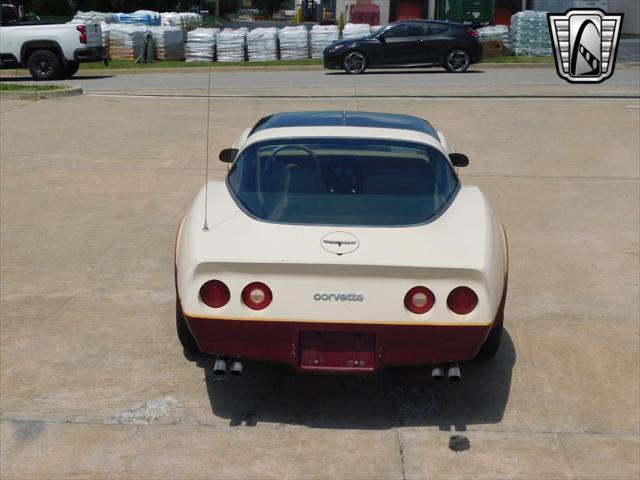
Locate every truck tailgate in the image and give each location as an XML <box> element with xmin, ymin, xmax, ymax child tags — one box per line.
<box><xmin>85</xmin><ymin>23</ymin><xmax>101</xmax><ymax>48</ymax></box>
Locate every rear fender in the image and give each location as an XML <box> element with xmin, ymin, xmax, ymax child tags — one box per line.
<box><xmin>20</xmin><ymin>40</ymin><xmax>63</xmax><ymax>66</ymax></box>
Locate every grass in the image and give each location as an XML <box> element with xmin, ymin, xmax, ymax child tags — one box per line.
<box><xmin>80</xmin><ymin>58</ymin><xmax>323</xmax><ymax>70</ymax></box>
<box><xmin>481</xmin><ymin>55</ymin><xmax>553</xmax><ymax>63</ymax></box>
<box><xmin>0</xmin><ymin>83</ymin><xmax>68</xmax><ymax>91</ymax></box>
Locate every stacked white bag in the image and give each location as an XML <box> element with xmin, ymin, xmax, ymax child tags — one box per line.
<box><xmin>160</xmin><ymin>12</ymin><xmax>202</xmax><ymax>31</ymax></box>
<box><xmin>149</xmin><ymin>26</ymin><xmax>185</xmax><ymax>60</ymax></box>
<box><xmin>278</xmin><ymin>26</ymin><xmax>309</xmax><ymax>60</ymax></box>
<box><xmin>69</xmin><ymin>10</ymin><xmax>118</xmax><ymax>24</ymax></box>
<box><xmin>478</xmin><ymin>24</ymin><xmax>510</xmax><ymax>47</ymax></box>
<box><xmin>100</xmin><ymin>22</ymin><xmax>111</xmax><ymax>51</ymax></box>
<box><xmin>186</xmin><ymin>28</ymin><xmax>219</xmax><ymax>62</ymax></box>
<box><xmin>109</xmin><ymin>25</ymin><xmax>149</xmax><ymax>61</ymax></box>
<box><xmin>247</xmin><ymin>28</ymin><xmax>278</xmax><ymax>61</ymax></box>
<box><xmin>510</xmin><ymin>11</ymin><xmax>552</xmax><ymax>56</ymax></box>
<box><xmin>217</xmin><ymin>28</ymin><xmax>247</xmax><ymax>62</ymax></box>
<box><xmin>342</xmin><ymin>23</ymin><xmax>371</xmax><ymax>40</ymax></box>
<box><xmin>310</xmin><ymin>25</ymin><xmax>339</xmax><ymax>58</ymax></box>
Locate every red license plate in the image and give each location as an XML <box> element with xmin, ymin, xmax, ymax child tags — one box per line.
<box><xmin>299</xmin><ymin>331</ymin><xmax>376</xmax><ymax>372</ymax></box>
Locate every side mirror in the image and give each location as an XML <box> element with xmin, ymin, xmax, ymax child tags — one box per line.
<box><xmin>449</xmin><ymin>153</ymin><xmax>469</xmax><ymax>167</ymax></box>
<box><xmin>377</xmin><ymin>33</ymin><xmax>386</xmax><ymax>43</ymax></box>
<box><xmin>219</xmin><ymin>148</ymin><xmax>238</xmax><ymax>163</ymax></box>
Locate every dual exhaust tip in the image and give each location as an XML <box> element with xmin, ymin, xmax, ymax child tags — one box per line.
<box><xmin>214</xmin><ymin>357</ymin><xmax>457</xmax><ymax>380</ymax></box>
<box><xmin>431</xmin><ymin>362</ymin><xmax>461</xmax><ymax>382</ymax></box>
<box><xmin>213</xmin><ymin>357</ymin><xmax>243</xmax><ymax>376</ymax></box>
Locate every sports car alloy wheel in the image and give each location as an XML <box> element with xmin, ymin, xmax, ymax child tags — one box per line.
<box><xmin>343</xmin><ymin>52</ymin><xmax>367</xmax><ymax>74</ymax></box>
<box><xmin>445</xmin><ymin>49</ymin><xmax>471</xmax><ymax>73</ymax></box>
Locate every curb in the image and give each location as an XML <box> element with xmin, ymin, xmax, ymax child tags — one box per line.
<box><xmin>0</xmin><ymin>86</ymin><xmax>83</xmax><ymax>99</ymax></box>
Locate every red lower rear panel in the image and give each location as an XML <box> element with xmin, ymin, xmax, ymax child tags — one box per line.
<box><xmin>185</xmin><ymin>316</ymin><xmax>492</xmax><ymax>373</ymax></box>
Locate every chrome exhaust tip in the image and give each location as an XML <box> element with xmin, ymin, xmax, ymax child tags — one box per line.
<box><xmin>229</xmin><ymin>360</ymin><xmax>243</xmax><ymax>376</ymax></box>
<box><xmin>447</xmin><ymin>362</ymin><xmax>461</xmax><ymax>382</ymax></box>
<box><xmin>431</xmin><ymin>364</ymin><xmax>445</xmax><ymax>381</ymax></box>
<box><xmin>213</xmin><ymin>357</ymin><xmax>227</xmax><ymax>376</ymax></box>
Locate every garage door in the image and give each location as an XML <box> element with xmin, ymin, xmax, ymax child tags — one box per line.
<box><xmin>396</xmin><ymin>0</ymin><xmax>422</xmax><ymax>20</ymax></box>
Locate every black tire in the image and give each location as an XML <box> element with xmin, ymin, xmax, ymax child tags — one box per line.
<box><xmin>27</xmin><ymin>50</ymin><xmax>62</xmax><ymax>80</ymax></box>
<box><xmin>60</xmin><ymin>61</ymin><xmax>79</xmax><ymax>79</ymax></box>
<box><xmin>444</xmin><ymin>49</ymin><xmax>471</xmax><ymax>73</ymax></box>
<box><xmin>343</xmin><ymin>51</ymin><xmax>367</xmax><ymax>74</ymax></box>
<box><xmin>475</xmin><ymin>324</ymin><xmax>503</xmax><ymax>360</ymax></box>
<box><xmin>176</xmin><ymin>300</ymin><xmax>200</xmax><ymax>353</ymax></box>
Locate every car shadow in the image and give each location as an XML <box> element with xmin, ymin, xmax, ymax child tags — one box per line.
<box><xmin>325</xmin><ymin>69</ymin><xmax>484</xmax><ymax>76</ymax></box>
<box><xmin>0</xmin><ymin>75</ymin><xmax>113</xmax><ymax>82</ymax></box>
<box><xmin>186</xmin><ymin>329</ymin><xmax>515</xmax><ymax>430</ymax></box>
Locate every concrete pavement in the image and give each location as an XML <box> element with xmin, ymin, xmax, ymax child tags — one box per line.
<box><xmin>0</xmin><ymin>76</ymin><xmax>639</xmax><ymax>479</ymax></box>
<box><xmin>1</xmin><ymin>64</ymin><xmax>639</xmax><ymax>97</ymax></box>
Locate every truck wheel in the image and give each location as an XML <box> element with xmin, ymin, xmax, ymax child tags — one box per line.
<box><xmin>176</xmin><ymin>300</ymin><xmax>200</xmax><ymax>353</ymax></box>
<box><xmin>475</xmin><ymin>325</ymin><xmax>503</xmax><ymax>360</ymax></box>
<box><xmin>60</xmin><ymin>61</ymin><xmax>79</xmax><ymax>79</ymax></box>
<box><xmin>28</xmin><ymin>50</ymin><xmax>61</xmax><ymax>80</ymax></box>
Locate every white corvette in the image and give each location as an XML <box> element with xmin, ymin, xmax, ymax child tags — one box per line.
<box><xmin>175</xmin><ymin>111</ymin><xmax>508</xmax><ymax>379</ymax></box>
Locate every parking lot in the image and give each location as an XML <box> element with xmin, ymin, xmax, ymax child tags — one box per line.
<box><xmin>1</xmin><ymin>67</ymin><xmax>639</xmax><ymax>479</ymax></box>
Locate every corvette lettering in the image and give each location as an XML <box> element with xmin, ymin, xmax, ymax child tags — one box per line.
<box><xmin>313</xmin><ymin>293</ymin><xmax>364</xmax><ymax>302</ymax></box>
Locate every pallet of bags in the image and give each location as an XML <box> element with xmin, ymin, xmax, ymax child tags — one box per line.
<box><xmin>186</xmin><ymin>28</ymin><xmax>219</xmax><ymax>62</ymax></box>
<box><xmin>310</xmin><ymin>25</ymin><xmax>338</xmax><ymax>58</ymax></box>
<box><xmin>278</xmin><ymin>26</ymin><xmax>309</xmax><ymax>60</ymax></box>
<box><xmin>109</xmin><ymin>25</ymin><xmax>150</xmax><ymax>61</ymax></box>
<box><xmin>478</xmin><ymin>25</ymin><xmax>509</xmax><ymax>45</ymax></box>
<box><xmin>118</xmin><ymin>11</ymin><xmax>160</xmax><ymax>26</ymax></box>
<box><xmin>478</xmin><ymin>24</ymin><xmax>511</xmax><ymax>56</ymax></box>
<box><xmin>247</xmin><ymin>27</ymin><xmax>278</xmax><ymax>61</ymax></box>
<box><xmin>342</xmin><ymin>23</ymin><xmax>371</xmax><ymax>40</ymax></box>
<box><xmin>217</xmin><ymin>28</ymin><xmax>247</xmax><ymax>62</ymax></box>
<box><xmin>149</xmin><ymin>26</ymin><xmax>185</xmax><ymax>61</ymax></box>
<box><xmin>100</xmin><ymin>22</ymin><xmax>111</xmax><ymax>52</ymax></box>
<box><xmin>509</xmin><ymin>11</ymin><xmax>552</xmax><ymax>56</ymax></box>
<box><xmin>69</xmin><ymin>11</ymin><xmax>118</xmax><ymax>24</ymax></box>
<box><xmin>161</xmin><ymin>12</ymin><xmax>202</xmax><ymax>32</ymax></box>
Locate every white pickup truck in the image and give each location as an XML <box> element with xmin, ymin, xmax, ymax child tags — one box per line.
<box><xmin>0</xmin><ymin>21</ymin><xmax>105</xmax><ymax>80</ymax></box>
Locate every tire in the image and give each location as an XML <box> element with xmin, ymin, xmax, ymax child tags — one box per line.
<box><xmin>176</xmin><ymin>300</ymin><xmax>200</xmax><ymax>353</ymax></box>
<box><xmin>60</xmin><ymin>61</ymin><xmax>79</xmax><ymax>79</ymax></box>
<box><xmin>343</xmin><ymin>51</ymin><xmax>367</xmax><ymax>74</ymax></box>
<box><xmin>444</xmin><ymin>49</ymin><xmax>471</xmax><ymax>73</ymax></box>
<box><xmin>27</xmin><ymin>50</ymin><xmax>62</xmax><ymax>80</ymax></box>
<box><xmin>475</xmin><ymin>324</ymin><xmax>503</xmax><ymax>360</ymax></box>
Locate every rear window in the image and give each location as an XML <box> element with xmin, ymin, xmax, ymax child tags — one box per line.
<box><xmin>227</xmin><ymin>138</ymin><xmax>459</xmax><ymax>226</ymax></box>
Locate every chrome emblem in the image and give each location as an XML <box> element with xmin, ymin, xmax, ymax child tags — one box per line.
<box><xmin>313</xmin><ymin>293</ymin><xmax>364</xmax><ymax>301</ymax></box>
<box><xmin>548</xmin><ymin>9</ymin><xmax>623</xmax><ymax>84</ymax></box>
<box><xmin>321</xmin><ymin>231</ymin><xmax>360</xmax><ymax>255</ymax></box>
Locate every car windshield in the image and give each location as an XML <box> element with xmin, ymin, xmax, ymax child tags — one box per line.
<box><xmin>227</xmin><ymin>138</ymin><xmax>459</xmax><ymax>226</ymax></box>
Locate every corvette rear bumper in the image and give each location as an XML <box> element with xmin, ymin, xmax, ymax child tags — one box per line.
<box><xmin>185</xmin><ymin>315</ymin><xmax>494</xmax><ymax>373</ymax></box>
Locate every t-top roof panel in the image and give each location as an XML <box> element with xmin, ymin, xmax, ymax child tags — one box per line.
<box><xmin>250</xmin><ymin>111</ymin><xmax>439</xmax><ymax>139</ymax></box>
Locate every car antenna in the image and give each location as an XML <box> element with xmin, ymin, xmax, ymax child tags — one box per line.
<box><xmin>202</xmin><ymin>58</ymin><xmax>213</xmax><ymax>232</ymax></box>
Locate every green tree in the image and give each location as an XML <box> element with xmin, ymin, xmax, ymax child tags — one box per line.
<box><xmin>205</xmin><ymin>0</ymin><xmax>240</xmax><ymax>17</ymax></box>
<box><xmin>251</xmin><ymin>0</ymin><xmax>283</xmax><ymax>18</ymax></box>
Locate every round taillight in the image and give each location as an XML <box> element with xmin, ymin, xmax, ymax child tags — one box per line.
<box><xmin>404</xmin><ymin>286</ymin><xmax>435</xmax><ymax>314</ymax></box>
<box><xmin>447</xmin><ymin>286</ymin><xmax>478</xmax><ymax>315</ymax></box>
<box><xmin>242</xmin><ymin>282</ymin><xmax>272</xmax><ymax>310</ymax></box>
<box><xmin>200</xmin><ymin>280</ymin><xmax>230</xmax><ymax>308</ymax></box>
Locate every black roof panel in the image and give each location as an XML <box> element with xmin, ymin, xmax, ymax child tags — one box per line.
<box><xmin>250</xmin><ymin>111</ymin><xmax>439</xmax><ymax>139</ymax></box>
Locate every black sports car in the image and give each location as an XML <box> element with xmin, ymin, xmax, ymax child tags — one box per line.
<box><xmin>324</xmin><ymin>20</ymin><xmax>483</xmax><ymax>74</ymax></box>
